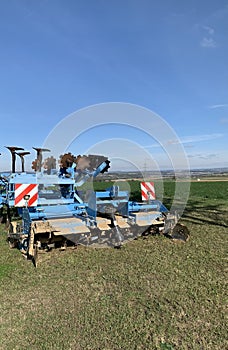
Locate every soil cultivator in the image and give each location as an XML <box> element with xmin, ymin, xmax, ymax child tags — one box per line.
<box><xmin>0</xmin><ymin>147</ymin><xmax>189</xmax><ymax>266</ymax></box>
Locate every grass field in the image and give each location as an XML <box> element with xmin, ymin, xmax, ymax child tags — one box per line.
<box><xmin>0</xmin><ymin>181</ymin><xmax>227</xmax><ymax>350</ymax></box>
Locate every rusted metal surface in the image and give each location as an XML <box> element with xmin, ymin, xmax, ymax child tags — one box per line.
<box><xmin>15</xmin><ymin>152</ymin><xmax>30</xmax><ymax>172</ymax></box>
<box><xmin>5</xmin><ymin>146</ymin><xmax>24</xmax><ymax>173</ymax></box>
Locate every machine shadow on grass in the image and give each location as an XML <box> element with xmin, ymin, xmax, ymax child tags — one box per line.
<box><xmin>182</xmin><ymin>199</ymin><xmax>228</xmax><ymax>228</ymax></box>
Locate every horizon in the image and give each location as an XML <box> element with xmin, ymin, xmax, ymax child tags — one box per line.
<box><xmin>1</xmin><ymin>165</ymin><xmax>228</xmax><ymax>176</ymax></box>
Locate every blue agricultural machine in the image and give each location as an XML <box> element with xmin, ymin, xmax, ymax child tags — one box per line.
<box><xmin>0</xmin><ymin>147</ymin><xmax>189</xmax><ymax>266</ymax></box>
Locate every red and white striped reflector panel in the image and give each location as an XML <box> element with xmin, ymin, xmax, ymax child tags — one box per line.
<box><xmin>14</xmin><ymin>184</ymin><xmax>38</xmax><ymax>207</ymax></box>
<box><xmin>140</xmin><ymin>182</ymin><xmax>156</xmax><ymax>201</ymax></box>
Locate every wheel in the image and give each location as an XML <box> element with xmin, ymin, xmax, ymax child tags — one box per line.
<box><xmin>170</xmin><ymin>223</ymin><xmax>190</xmax><ymax>242</ymax></box>
<box><xmin>20</xmin><ymin>238</ymin><xmax>29</xmax><ymax>253</ymax></box>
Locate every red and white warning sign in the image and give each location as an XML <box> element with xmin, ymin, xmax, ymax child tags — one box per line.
<box><xmin>14</xmin><ymin>184</ymin><xmax>38</xmax><ymax>207</ymax></box>
<box><xmin>140</xmin><ymin>182</ymin><xmax>156</xmax><ymax>201</ymax></box>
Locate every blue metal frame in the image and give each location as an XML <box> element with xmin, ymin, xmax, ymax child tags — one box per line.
<box><xmin>4</xmin><ymin>159</ymin><xmax>169</xmax><ymax>237</ymax></box>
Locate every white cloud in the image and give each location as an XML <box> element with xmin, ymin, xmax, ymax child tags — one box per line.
<box><xmin>144</xmin><ymin>133</ymin><xmax>223</xmax><ymax>149</ymax></box>
<box><xmin>184</xmin><ymin>133</ymin><xmax>222</xmax><ymax>143</ymax></box>
<box><xmin>220</xmin><ymin>118</ymin><xmax>228</xmax><ymax>124</ymax></box>
<box><xmin>202</xmin><ymin>25</ymin><xmax>215</xmax><ymax>35</ymax></box>
<box><xmin>208</xmin><ymin>104</ymin><xmax>228</xmax><ymax>109</ymax></box>
<box><xmin>197</xmin><ymin>24</ymin><xmax>217</xmax><ymax>48</ymax></box>
<box><xmin>183</xmin><ymin>144</ymin><xmax>195</xmax><ymax>149</ymax></box>
<box><xmin>200</xmin><ymin>37</ymin><xmax>217</xmax><ymax>48</ymax></box>
<box><xmin>187</xmin><ymin>148</ymin><xmax>228</xmax><ymax>168</ymax></box>
<box><xmin>188</xmin><ymin>153</ymin><xmax>218</xmax><ymax>160</ymax></box>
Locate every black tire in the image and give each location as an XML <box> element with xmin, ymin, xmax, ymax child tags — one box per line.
<box><xmin>20</xmin><ymin>238</ymin><xmax>29</xmax><ymax>253</ymax></box>
<box><xmin>170</xmin><ymin>223</ymin><xmax>190</xmax><ymax>241</ymax></box>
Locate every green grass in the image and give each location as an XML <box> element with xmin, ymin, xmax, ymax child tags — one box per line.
<box><xmin>0</xmin><ymin>181</ymin><xmax>227</xmax><ymax>349</ymax></box>
<box><xmin>0</xmin><ymin>264</ymin><xmax>15</xmax><ymax>280</ymax></box>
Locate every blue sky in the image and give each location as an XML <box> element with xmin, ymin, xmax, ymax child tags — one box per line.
<box><xmin>0</xmin><ymin>0</ymin><xmax>227</xmax><ymax>171</ymax></box>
